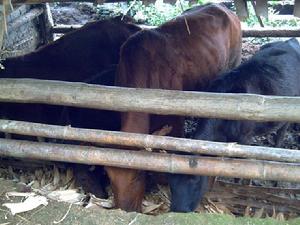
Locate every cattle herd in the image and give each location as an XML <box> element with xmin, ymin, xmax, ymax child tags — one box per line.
<box><xmin>1</xmin><ymin>3</ymin><xmax>300</xmax><ymax>213</ymax></box>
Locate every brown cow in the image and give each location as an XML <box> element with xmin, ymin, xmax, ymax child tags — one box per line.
<box><xmin>106</xmin><ymin>3</ymin><xmax>242</xmax><ymax>212</ymax></box>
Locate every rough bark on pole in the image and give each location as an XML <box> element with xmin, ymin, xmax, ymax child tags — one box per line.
<box><xmin>243</xmin><ymin>28</ymin><xmax>300</xmax><ymax>37</ymax></box>
<box><xmin>0</xmin><ymin>78</ymin><xmax>300</xmax><ymax>122</ymax></box>
<box><xmin>0</xmin><ymin>119</ymin><xmax>300</xmax><ymax>163</ymax></box>
<box><xmin>8</xmin><ymin>7</ymin><xmax>44</xmax><ymax>32</ymax></box>
<box><xmin>0</xmin><ymin>138</ymin><xmax>300</xmax><ymax>182</ymax></box>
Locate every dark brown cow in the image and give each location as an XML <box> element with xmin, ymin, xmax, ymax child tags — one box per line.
<box><xmin>0</xmin><ymin>16</ymin><xmax>140</xmax><ymax>198</ymax></box>
<box><xmin>0</xmin><ymin>16</ymin><xmax>141</xmax><ymax>128</ymax></box>
<box><xmin>0</xmin><ymin>16</ymin><xmax>141</xmax><ymax>81</ymax></box>
<box><xmin>106</xmin><ymin>3</ymin><xmax>242</xmax><ymax>212</ymax></box>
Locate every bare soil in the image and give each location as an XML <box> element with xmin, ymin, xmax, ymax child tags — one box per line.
<box><xmin>1</xmin><ymin>179</ymin><xmax>300</xmax><ymax>225</ymax></box>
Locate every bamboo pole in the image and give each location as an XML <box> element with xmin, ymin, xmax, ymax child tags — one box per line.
<box><xmin>0</xmin><ymin>119</ymin><xmax>300</xmax><ymax>163</ymax></box>
<box><xmin>51</xmin><ymin>24</ymin><xmax>300</xmax><ymax>38</ymax></box>
<box><xmin>0</xmin><ymin>78</ymin><xmax>300</xmax><ymax>122</ymax></box>
<box><xmin>243</xmin><ymin>28</ymin><xmax>300</xmax><ymax>37</ymax></box>
<box><xmin>0</xmin><ymin>138</ymin><xmax>300</xmax><ymax>182</ymax></box>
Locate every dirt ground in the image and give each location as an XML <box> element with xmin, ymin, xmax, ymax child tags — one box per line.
<box><xmin>0</xmin><ymin>3</ymin><xmax>300</xmax><ymax>224</ymax></box>
<box><xmin>1</xmin><ymin>178</ymin><xmax>300</xmax><ymax>225</ymax></box>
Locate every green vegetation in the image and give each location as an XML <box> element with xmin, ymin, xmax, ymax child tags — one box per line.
<box><xmin>127</xmin><ymin>0</ymin><xmax>300</xmax><ymax>28</ymax></box>
<box><xmin>128</xmin><ymin>0</ymin><xmax>209</xmax><ymax>26</ymax></box>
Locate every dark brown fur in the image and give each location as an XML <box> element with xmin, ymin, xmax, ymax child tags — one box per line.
<box><xmin>0</xmin><ymin>16</ymin><xmax>141</xmax><ymax>81</ymax></box>
<box><xmin>0</xmin><ymin>16</ymin><xmax>141</xmax><ymax>198</ymax></box>
<box><xmin>0</xmin><ymin>16</ymin><xmax>141</xmax><ymax>128</ymax></box>
<box><xmin>106</xmin><ymin>3</ymin><xmax>242</xmax><ymax>212</ymax></box>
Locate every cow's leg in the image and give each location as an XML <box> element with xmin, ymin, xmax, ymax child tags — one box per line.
<box><xmin>105</xmin><ymin>112</ymin><xmax>149</xmax><ymax>212</ymax></box>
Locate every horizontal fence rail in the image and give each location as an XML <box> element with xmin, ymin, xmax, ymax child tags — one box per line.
<box><xmin>0</xmin><ymin>119</ymin><xmax>300</xmax><ymax>163</ymax></box>
<box><xmin>51</xmin><ymin>24</ymin><xmax>300</xmax><ymax>38</ymax></box>
<box><xmin>0</xmin><ymin>138</ymin><xmax>300</xmax><ymax>182</ymax></box>
<box><xmin>0</xmin><ymin>78</ymin><xmax>300</xmax><ymax>122</ymax></box>
<box><xmin>242</xmin><ymin>28</ymin><xmax>300</xmax><ymax>37</ymax></box>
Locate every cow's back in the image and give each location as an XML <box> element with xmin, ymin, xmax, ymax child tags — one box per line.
<box><xmin>117</xmin><ymin>3</ymin><xmax>241</xmax><ymax>91</ymax></box>
<box><xmin>1</xmin><ymin>17</ymin><xmax>141</xmax><ymax>82</ymax></box>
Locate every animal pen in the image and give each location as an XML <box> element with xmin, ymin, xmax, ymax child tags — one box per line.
<box><xmin>1</xmin><ymin>0</ymin><xmax>300</xmax><ymax>221</ymax></box>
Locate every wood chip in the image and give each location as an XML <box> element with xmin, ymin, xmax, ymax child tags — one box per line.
<box><xmin>3</xmin><ymin>195</ymin><xmax>48</xmax><ymax>215</ymax></box>
<box><xmin>142</xmin><ymin>201</ymin><xmax>162</xmax><ymax>214</ymax></box>
<box><xmin>47</xmin><ymin>189</ymin><xmax>84</xmax><ymax>204</ymax></box>
<box><xmin>87</xmin><ymin>194</ymin><xmax>114</xmax><ymax>209</ymax></box>
<box><xmin>6</xmin><ymin>192</ymin><xmax>35</xmax><ymax>198</ymax></box>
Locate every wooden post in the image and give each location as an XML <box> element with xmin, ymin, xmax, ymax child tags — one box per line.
<box><xmin>38</xmin><ymin>3</ymin><xmax>54</xmax><ymax>44</ymax></box>
<box><xmin>0</xmin><ymin>138</ymin><xmax>300</xmax><ymax>182</ymax></box>
<box><xmin>0</xmin><ymin>119</ymin><xmax>299</xmax><ymax>163</ymax></box>
<box><xmin>51</xmin><ymin>24</ymin><xmax>81</xmax><ymax>34</ymax></box>
<box><xmin>0</xmin><ymin>78</ymin><xmax>300</xmax><ymax>122</ymax></box>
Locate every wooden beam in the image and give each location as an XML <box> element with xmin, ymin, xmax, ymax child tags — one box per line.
<box><xmin>0</xmin><ymin>119</ymin><xmax>299</xmax><ymax>163</ymax></box>
<box><xmin>0</xmin><ymin>138</ymin><xmax>300</xmax><ymax>182</ymax></box>
<box><xmin>0</xmin><ymin>79</ymin><xmax>300</xmax><ymax>122</ymax></box>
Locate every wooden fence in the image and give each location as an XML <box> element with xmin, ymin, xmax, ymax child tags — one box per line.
<box><xmin>0</xmin><ymin>78</ymin><xmax>299</xmax><ymax>122</ymax></box>
<box><xmin>0</xmin><ymin>78</ymin><xmax>299</xmax><ymax>182</ymax></box>
<box><xmin>1</xmin><ymin>1</ymin><xmax>300</xmax><ymax>183</ymax></box>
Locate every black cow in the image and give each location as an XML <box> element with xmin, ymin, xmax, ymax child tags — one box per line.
<box><xmin>195</xmin><ymin>38</ymin><xmax>300</xmax><ymax>146</ymax></box>
<box><xmin>169</xmin><ymin>38</ymin><xmax>300</xmax><ymax>212</ymax></box>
